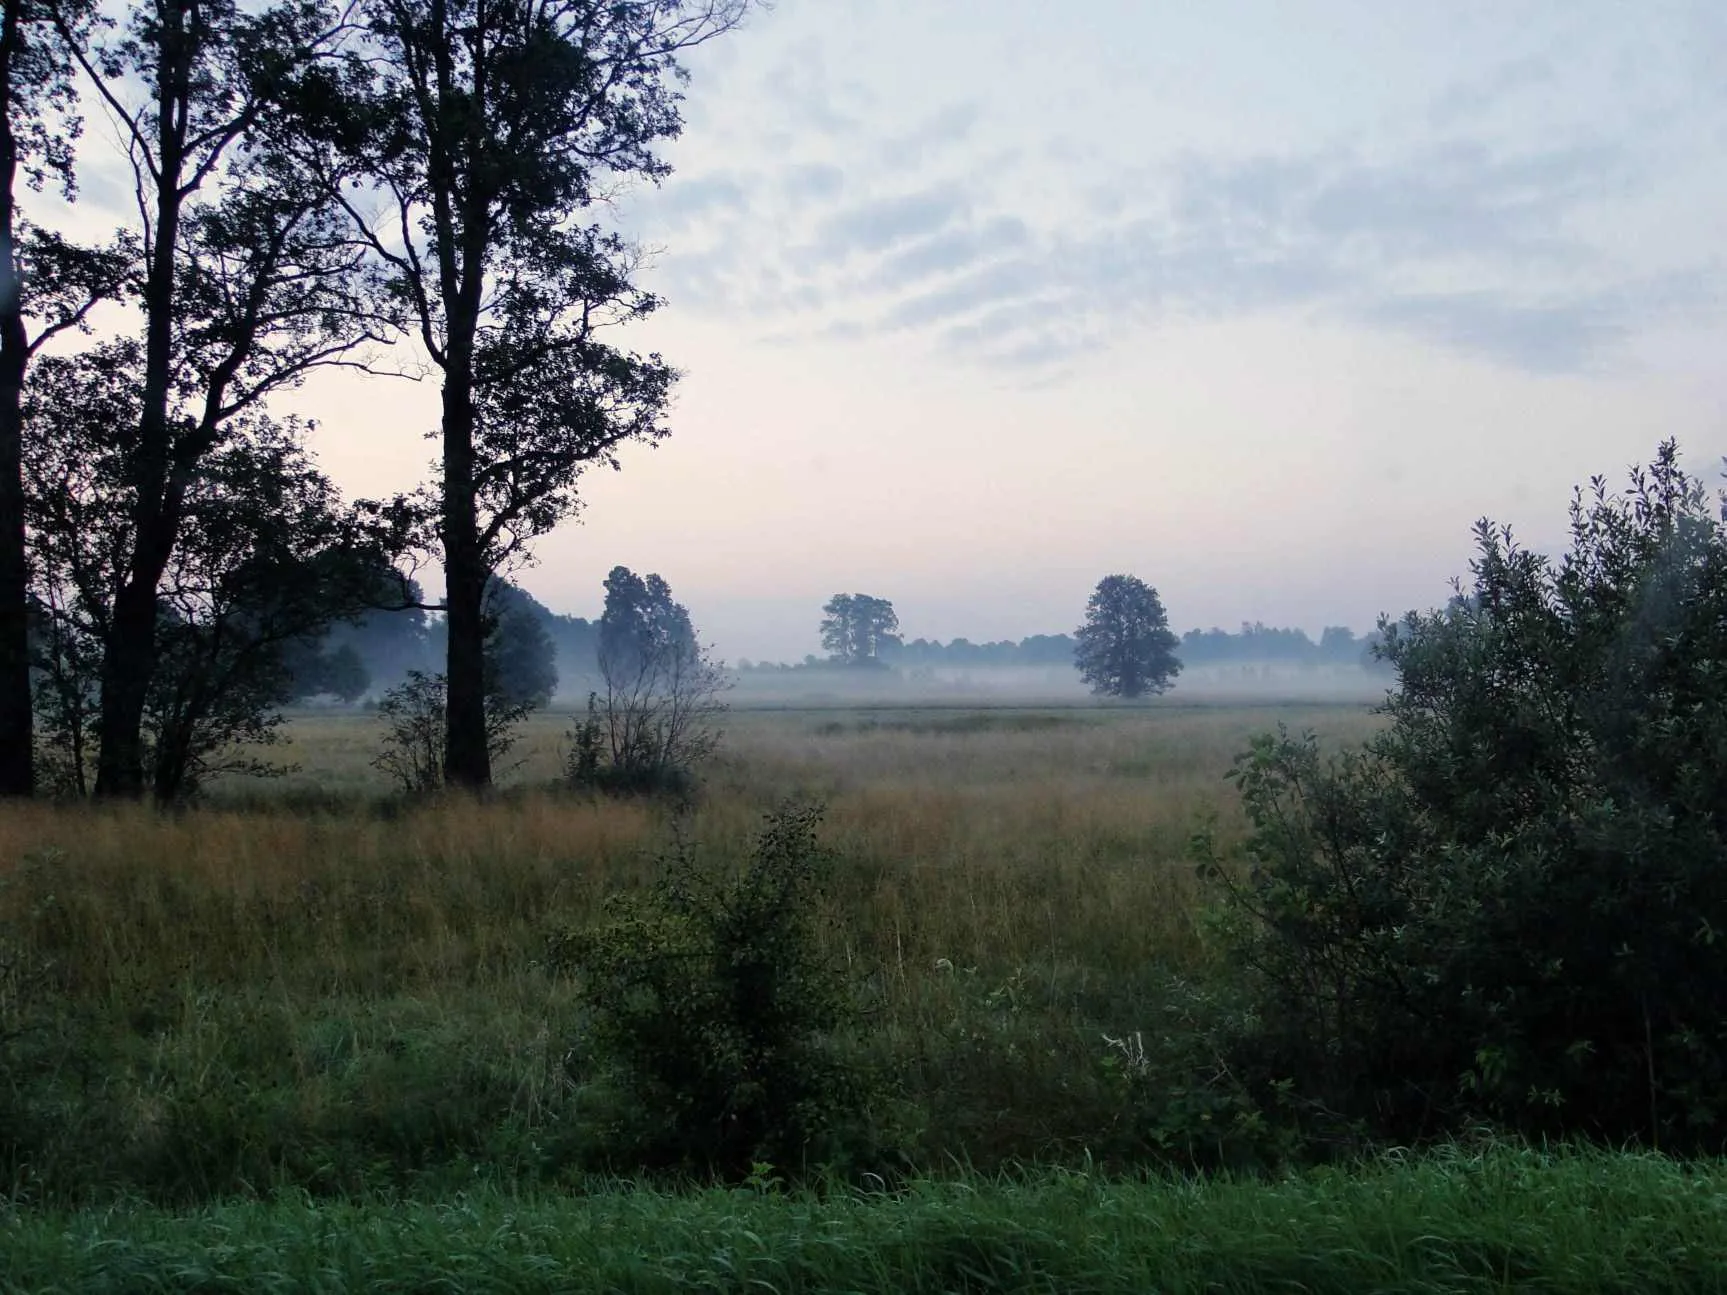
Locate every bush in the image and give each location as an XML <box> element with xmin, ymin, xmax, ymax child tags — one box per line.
<box><xmin>549</xmin><ymin>805</ymin><xmax>879</xmax><ymax>1180</ymax></box>
<box><xmin>565</xmin><ymin>568</ymin><xmax>728</xmax><ymax>799</ymax></box>
<box><xmin>372</xmin><ymin>671</ymin><xmax>529</xmax><ymax>795</ymax></box>
<box><xmin>1200</xmin><ymin>442</ymin><xmax>1727</xmax><ymax>1150</ymax></box>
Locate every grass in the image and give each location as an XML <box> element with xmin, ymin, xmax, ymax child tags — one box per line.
<box><xmin>9</xmin><ymin>700</ymin><xmax>1727</xmax><ymax>1287</ymax></box>
<box><xmin>0</xmin><ymin>701</ymin><xmax>1388</xmax><ymax>1203</ymax></box>
<box><xmin>5</xmin><ymin>1144</ymin><xmax>1725</xmax><ymax>1292</ymax></box>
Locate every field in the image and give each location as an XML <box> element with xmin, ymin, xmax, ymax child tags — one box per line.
<box><xmin>5</xmin><ymin>698</ymin><xmax>1726</xmax><ymax>1289</ymax></box>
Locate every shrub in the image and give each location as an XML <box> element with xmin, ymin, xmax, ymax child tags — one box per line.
<box><xmin>565</xmin><ymin>567</ymin><xmax>728</xmax><ymax>799</ymax></box>
<box><xmin>1200</xmin><ymin>442</ymin><xmax>1727</xmax><ymax>1150</ymax></box>
<box><xmin>372</xmin><ymin>671</ymin><xmax>528</xmax><ymax>794</ymax></box>
<box><xmin>550</xmin><ymin>805</ymin><xmax>876</xmax><ymax>1179</ymax></box>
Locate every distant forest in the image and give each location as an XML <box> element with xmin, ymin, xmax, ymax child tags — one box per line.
<box><xmin>285</xmin><ymin>580</ymin><xmax>600</xmax><ymax>706</ymax></box>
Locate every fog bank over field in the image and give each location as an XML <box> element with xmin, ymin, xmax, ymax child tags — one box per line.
<box><xmin>719</xmin><ymin>662</ymin><xmax>1389</xmax><ymax>710</ymax></box>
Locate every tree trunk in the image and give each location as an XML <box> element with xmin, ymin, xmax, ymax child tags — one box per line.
<box><xmin>0</xmin><ymin>305</ymin><xmax>29</xmax><ymax>800</ymax></box>
<box><xmin>440</xmin><ymin>373</ymin><xmax>491</xmax><ymax>790</ymax></box>
<box><xmin>0</xmin><ymin>2</ymin><xmax>32</xmax><ymax>797</ymax></box>
<box><xmin>92</xmin><ymin>4</ymin><xmax>189</xmax><ymax>799</ymax></box>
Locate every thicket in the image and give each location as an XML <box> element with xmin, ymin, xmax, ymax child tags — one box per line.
<box><xmin>1199</xmin><ymin>441</ymin><xmax>1727</xmax><ymax>1151</ymax></box>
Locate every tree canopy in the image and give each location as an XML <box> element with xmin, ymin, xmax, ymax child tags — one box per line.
<box><xmin>820</xmin><ymin>593</ymin><xmax>900</xmax><ymax>667</ymax></box>
<box><xmin>1073</xmin><ymin>575</ymin><xmax>1181</xmax><ymax>699</ymax></box>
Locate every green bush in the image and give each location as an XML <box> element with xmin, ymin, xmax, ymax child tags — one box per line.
<box><xmin>1201</xmin><ymin>442</ymin><xmax>1727</xmax><ymax>1149</ymax></box>
<box><xmin>550</xmin><ymin>805</ymin><xmax>881</xmax><ymax>1180</ymax></box>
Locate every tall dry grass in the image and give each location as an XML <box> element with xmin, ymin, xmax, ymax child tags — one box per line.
<box><xmin>3</xmin><ymin>704</ymin><xmax>1382</xmax><ymax>997</ymax></box>
<box><xmin>0</xmin><ymin>701</ymin><xmax>1384</xmax><ymax>1197</ymax></box>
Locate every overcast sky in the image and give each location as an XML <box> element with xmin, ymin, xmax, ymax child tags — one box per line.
<box><xmin>83</xmin><ymin>0</ymin><xmax>1727</xmax><ymax>661</ymax></box>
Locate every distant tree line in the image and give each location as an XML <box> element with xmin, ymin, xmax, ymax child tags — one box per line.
<box><xmin>280</xmin><ymin>577</ymin><xmax>601</xmax><ymax>710</ymax></box>
<box><xmin>740</xmin><ymin>618</ymin><xmax>1383</xmax><ymax>673</ymax></box>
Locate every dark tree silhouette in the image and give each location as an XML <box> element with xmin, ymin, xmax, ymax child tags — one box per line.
<box><xmin>25</xmin><ymin>349</ymin><xmax>391</xmax><ymax>799</ymax></box>
<box><xmin>569</xmin><ymin>565</ymin><xmax>726</xmax><ymax>794</ymax></box>
<box><xmin>1074</xmin><ymin>574</ymin><xmax>1181</xmax><ymax>698</ymax></box>
<box><xmin>820</xmin><ymin>593</ymin><xmax>899</xmax><ymax>666</ymax></box>
<box><xmin>324</xmin><ymin>0</ymin><xmax>749</xmax><ymax>790</ymax></box>
<box><xmin>0</xmin><ymin>0</ymin><xmax>125</xmax><ymax>797</ymax></box>
<box><xmin>57</xmin><ymin>0</ymin><xmax>391</xmax><ymax>797</ymax></box>
<box><xmin>485</xmin><ymin>579</ymin><xmax>559</xmax><ymax>711</ymax></box>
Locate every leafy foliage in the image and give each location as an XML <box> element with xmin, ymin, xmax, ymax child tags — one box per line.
<box><xmin>0</xmin><ymin>0</ymin><xmax>127</xmax><ymax>797</ymax></box>
<box><xmin>551</xmin><ymin>805</ymin><xmax>870</xmax><ymax>1179</ymax></box>
<box><xmin>1201</xmin><ymin>441</ymin><xmax>1727</xmax><ymax>1149</ymax></box>
<box><xmin>484</xmin><ymin>579</ymin><xmax>559</xmax><ymax>711</ymax></box>
<box><xmin>322</xmin><ymin>0</ymin><xmax>745</xmax><ymax>787</ymax></box>
<box><xmin>1074</xmin><ymin>575</ymin><xmax>1181</xmax><ymax>698</ymax></box>
<box><xmin>59</xmin><ymin>0</ymin><xmax>394</xmax><ymax>797</ymax></box>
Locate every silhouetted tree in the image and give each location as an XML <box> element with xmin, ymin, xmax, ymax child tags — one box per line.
<box><xmin>58</xmin><ymin>0</ymin><xmax>391</xmax><ymax>797</ymax></box>
<box><xmin>289</xmin><ymin>561</ymin><xmax>432</xmax><ymax>699</ymax></box>
<box><xmin>820</xmin><ymin>593</ymin><xmax>899</xmax><ymax>666</ymax></box>
<box><xmin>324</xmin><ymin>0</ymin><xmax>749</xmax><ymax>790</ymax></box>
<box><xmin>26</xmin><ymin>349</ymin><xmax>391</xmax><ymax>799</ymax></box>
<box><xmin>0</xmin><ymin>0</ymin><xmax>127</xmax><ymax>797</ymax></box>
<box><xmin>282</xmin><ymin>639</ymin><xmax>369</xmax><ymax>703</ymax></box>
<box><xmin>1074</xmin><ymin>574</ymin><xmax>1181</xmax><ymax>698</ymax></box>
<box><xmin>1316</xmin><ymin>625</ymin><xmax>1357</xmax><ymax>659</ymax></box>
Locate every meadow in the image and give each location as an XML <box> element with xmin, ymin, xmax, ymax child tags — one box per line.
<box><xmin>5</xmin><ymin>697</ymin><xmax>1726</xmax><ymax>1289</ymax></box>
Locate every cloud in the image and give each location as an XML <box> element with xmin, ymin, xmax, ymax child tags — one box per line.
<box><xmin>1427</xmin><ymin>54</ymin><xmax>1556</xmax><ymax>128</ymax></box>
<box><xmin>759</xmin><ymin>39</ymin><xmax>873</xmax><ymax>139</ymax></box>
<box><xmin>781</xmin><ymin>162</ymin><xmax>845</xmax><ymax>202</ymax></box>
<box><xmin>870</xmin><ymin>216</ymin><xmax>1032</xmax><ymax>291</ymax></box>
<box><xmin>878</xmin><ymin>102</ymin><xmax>984</xmax><ymax>168</ymax></box>
<box><xmin>646</xmin><ymin>121</ymin><xmax>1717</xmax><ymax>378</ymax></box>
<box><xmin>807</xmin><ymin>184</ymin><xmax>971</xmax><ymax>259</ymax></box>
<box><xmin>880</xmin><ymin>259</ymin><xmax>1049</xmax><ymax>330</ymax></box>
<box><xmin>1358</xmin><ymin>292</ymin><xmax>1623</xmax><ymax>373</ymax></box>
<box><xmin>638</xmin><ymin>172</ymin><xmax>752</xmax><ymax>234</ymax></box>
<box><xmin>1170</xmin><ymin>140</ymin><xmax>1618</xmax><ymax>271</ymax></box>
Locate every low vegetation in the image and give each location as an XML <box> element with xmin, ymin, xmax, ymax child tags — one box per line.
<box><xmin>3</xmin><ymin>703</ymin><xmax>1375</xmax><ymax>1205</ymax></box>
<box><xmin>7</xmin><ymin>1145</ymin><xmax>1725</xmax><ymax>1293</ymax></box>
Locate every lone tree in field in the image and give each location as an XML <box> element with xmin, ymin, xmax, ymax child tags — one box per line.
<box><xmin>820</xmin><ymin>593</ymin><xmax>899</xmax><ymax>666</ymax></box>
<box><xmin>1074</xmin><ymin>574</ymin><xmax>1181</xmax><ymax>698</ymax></box>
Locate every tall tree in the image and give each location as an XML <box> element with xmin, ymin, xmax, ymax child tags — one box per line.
<box><xmin>61</xmin><ymin>0</ymin><xmax>392</xmax><ymax>796</ymax></box>
<box><xmin>0</xmin><ymin>0</ymin><xmax>124</xmax><ymax>797</ymax></box>
<box><xmin>1074</xmin><ymin>574</ymin><xmax>1181</xmax><ymax>698</ymax></box>
<box><xmin>327</xmin><ymin>0</ymin><xmax>746</xmax><ymax>789</ymax></box>
<box><xmin>820</xmin><ymin>593</ymin><xmax>899</xmax><ymax>666</ymax></box>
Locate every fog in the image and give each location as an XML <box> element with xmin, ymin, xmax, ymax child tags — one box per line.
<box><xmin>716</xmin><ymin>662</ymin><xmax>1389</xmax><ymax>711</ymax></box>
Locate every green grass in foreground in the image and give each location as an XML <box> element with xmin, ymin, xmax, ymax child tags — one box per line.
<box><xmin>4</xmin><ymin>1146</ymin><xmax>1726</xmax><ymax>1293</ymax></box>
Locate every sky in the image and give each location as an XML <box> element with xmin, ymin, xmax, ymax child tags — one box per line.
<box><xmin>63</xmin><ymin>0</ymin><xmax>1727</xmax><ymax>662</ymax></box>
